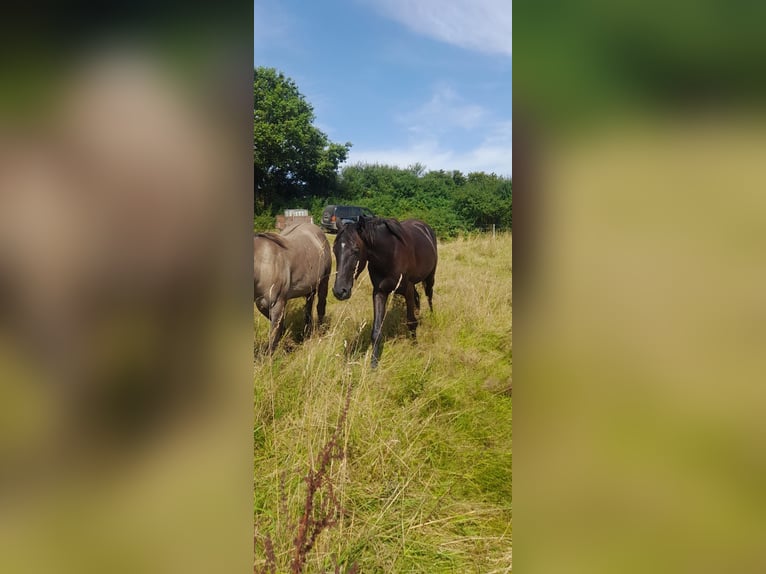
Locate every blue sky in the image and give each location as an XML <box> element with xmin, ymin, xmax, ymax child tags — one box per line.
<box><xmin>254</xmin><ymin>0</ymin><xmax>512</xmax><ymax>176</ymax></box>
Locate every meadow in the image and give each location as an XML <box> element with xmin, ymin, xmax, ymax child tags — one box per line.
<box><xmin>254</xmin><ymin>232</ymin><xmax>512</xmax><ymax>573</ymax></box>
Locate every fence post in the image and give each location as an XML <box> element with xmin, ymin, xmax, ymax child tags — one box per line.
<box><xmin>492</xmin><ymin>223</ymin><xmax>496</xmax><ymax>240</ymax></box>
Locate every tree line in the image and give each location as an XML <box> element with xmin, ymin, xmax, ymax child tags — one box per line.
<box><xmin>254</xmin><ymin>67</ymin><xmax>511</xmax><ymax>238</ymax></box>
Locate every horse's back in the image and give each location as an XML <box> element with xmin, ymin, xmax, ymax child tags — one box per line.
<box><xmin>402</xmin><ymin>218</ymin><xmax>436</xmax><ymax>240</ymax></box>
<box><xmin>401</xmin><ymin>219</ymin><xmax>438</xmax><ymax>276</ymax></box>
<box><xmin>282</xmin><ymin>222</ymin><xmax>329</xmax><ymax>252</ymax></box>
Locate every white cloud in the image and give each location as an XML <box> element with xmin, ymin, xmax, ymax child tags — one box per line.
<box><xmin>347</xmin><ymin>87</ymin><xmax>511</xmax><ymax>175</ymax></box>
<box><xmin>347</xmin><ymin>121</ymin><xmax>512</xmax><ymax>176</ymax></box>
<box><xmin>369</xmin><ymin>0</ymin><xmax>512</xmax><ymax>57</ymax></box>
<box><xmin>399</xmin><ymin>86</ymin><xmax>488</xmax><ymax>133</ymax></box>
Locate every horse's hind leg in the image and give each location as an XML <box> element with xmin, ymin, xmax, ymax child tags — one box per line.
<box><xmin>255</xmin><ymin>297</ymin><xmax>270</xmax><ymax>320</ymax></box>
<box><xmin>424</xmin><ymin>271</ymin><xmax>435</xmax><ymax>312</ymax></box>
<box><xmin>316</xmin><ymin>274</ymin><xmax>329</xmax><ymax>324</ymax></box>
<box><xmin>371</xmin><ymin>290</ymin><xmax>390</xmax><ymax>369</ymax></box>
<box><xmin>268</xmin><ymin>299</ymin><xmax>287</xmax><ymax>353</ymax></box>
<box><xmin>404</xmin><ymin>282</ymin><xmax>418</xmax><ymax>338</ymax></box>
<box><xmin>304</xmin><ymin>291</ymin><xmax>315</xmax><ymax>335</ymax></box>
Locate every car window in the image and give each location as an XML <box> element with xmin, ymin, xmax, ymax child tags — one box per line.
<box><xmin>333</xmin><ymin>206</ymin><xmax>371</xmax><ymax>219</ymax></box>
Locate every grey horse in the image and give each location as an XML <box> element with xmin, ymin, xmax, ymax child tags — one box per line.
<box><xmin>254</xmin><ymin>222</ymin><xmax>331</xmax><ymax>352</ymax></box>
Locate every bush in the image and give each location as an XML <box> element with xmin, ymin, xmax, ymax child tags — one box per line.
<box><xmin>254</xmin><ymin>211</ymin><xmax>276</xmax><ymax>232</ymax></box>
<box><xmin>254</xmin><ymin>163</ymin><xmax>511</xmax><ymax>238</ymax></box>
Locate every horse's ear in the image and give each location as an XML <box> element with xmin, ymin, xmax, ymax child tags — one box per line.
<box><xmin>356</xmin><ymin>216</ymin><xmax>367</xmax><ymax>232</ymax></box>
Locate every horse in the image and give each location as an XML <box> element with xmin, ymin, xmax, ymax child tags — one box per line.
<box><xmin>254</xmin><ymin>222</ymin><xmax>332</xmax><ymax>352</ymax></box>
<box><xmin>332</xmin><ymin>216</ymin><xmax>437</xmax><ymax>367</ymax></box>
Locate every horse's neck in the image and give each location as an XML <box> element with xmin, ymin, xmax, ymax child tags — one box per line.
<box><xmin>365</xmin><ymin>239</ymin><xmax>396</xmax><ymax>270</ymax></box>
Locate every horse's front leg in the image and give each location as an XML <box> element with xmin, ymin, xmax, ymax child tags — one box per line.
<box><xmin>370</xmin><ymin>289</ymin><xmax>389</xmax><ymax>368</ymax></box>
<box><xmin>268</xmin><ymin>298</ymin><xmax>287</xmax><ymax>353</ymax></box>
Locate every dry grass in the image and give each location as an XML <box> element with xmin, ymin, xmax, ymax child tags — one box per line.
<box><xmin>254</xmin><ymin>233</ymin><xmax>512</xmax><ymax>573</ymax></box>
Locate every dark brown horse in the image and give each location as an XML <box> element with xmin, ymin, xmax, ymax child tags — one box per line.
<box><xmin>332</xmin><ymin>216</ymin><xmax>437</xmax><ymax>367</ymax></box>
<box><xmin>254</xmin><ymin>222</ymin><xmax>331</xmax><ymax>352</ymax></box>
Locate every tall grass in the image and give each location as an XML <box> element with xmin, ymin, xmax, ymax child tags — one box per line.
<box><xmin>254</xmin><ymin>233</ymin><xmax>512</xmax><ymax>573</ymax></box>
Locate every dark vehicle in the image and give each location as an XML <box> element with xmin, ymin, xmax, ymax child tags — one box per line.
<box><xmin>320</xmin><ymin>205</ymin><xmax>375</xmax><ymax>233</ymax></box>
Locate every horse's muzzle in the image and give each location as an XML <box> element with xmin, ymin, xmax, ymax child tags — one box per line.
<box><xmin>333</xmin><ymin>286</ymin><xmax>351</xmax><ymax>300</ymax></box>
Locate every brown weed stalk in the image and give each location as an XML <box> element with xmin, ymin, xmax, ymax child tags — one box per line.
<box><xmin>290</xmin><ymin>385</ymin><xmax>353</xmax><ymax>573</ymax></box>
<box><xmin>254</xmin><ymin>532</ymin><xmax>277</xmax><ymax>574</ymax></box>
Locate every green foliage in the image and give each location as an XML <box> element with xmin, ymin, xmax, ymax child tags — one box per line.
<box><xmin>254</xmin><ymin>69</ymin><xmax>510</xmax><ymax>237</ymax></box>
<box><xmin>252</xmin><ymin>211</ymin><xmax>276</xmax><ymax>232</ymax></box>
<box><xmin>336</xmin><ymin>163</ymin><xmax>511</xmax><ymax>238</ymax></box>
<box><xmin>254</xmin><ymin>67</ymin><xmax>350</xmax><ymax>213</ymax></box>
<box><xmin>452</xmin><ymin>172</ymin><xmax>512</xmax><ymax>230</ymax></box>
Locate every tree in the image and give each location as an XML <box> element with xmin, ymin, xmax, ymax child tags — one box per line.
<box><xmin>254</xmin><ymin>67</ymin><xmax>350</xmax><ymax>213</ymax></box>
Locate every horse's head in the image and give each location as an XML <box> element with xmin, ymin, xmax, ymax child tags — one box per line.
<box><xmin>332</xmin><ymin>219</ymin><xmax>368</xmax><ymax>300</ymax></box>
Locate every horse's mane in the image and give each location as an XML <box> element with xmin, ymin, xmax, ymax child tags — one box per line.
<box><xmin>359</xmin><ymin>217</ymin><xmax>405</xmax><ymax>244</ymax></box>
<box><xmin>255</xmin><ymin>232</ymin><xmax>288</xmax><ymax>249</ymax></box>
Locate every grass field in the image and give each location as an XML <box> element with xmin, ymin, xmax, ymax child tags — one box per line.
<box><xmin>254</xmin><ymin>232</ymin><xmax>512</xmax><ymax>573</ymax></box>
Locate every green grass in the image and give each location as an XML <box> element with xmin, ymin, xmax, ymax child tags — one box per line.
<box><xmin>254</xmin><ymin>233</ymin><xmax>512</xmax><ymax>573</ymax></box>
